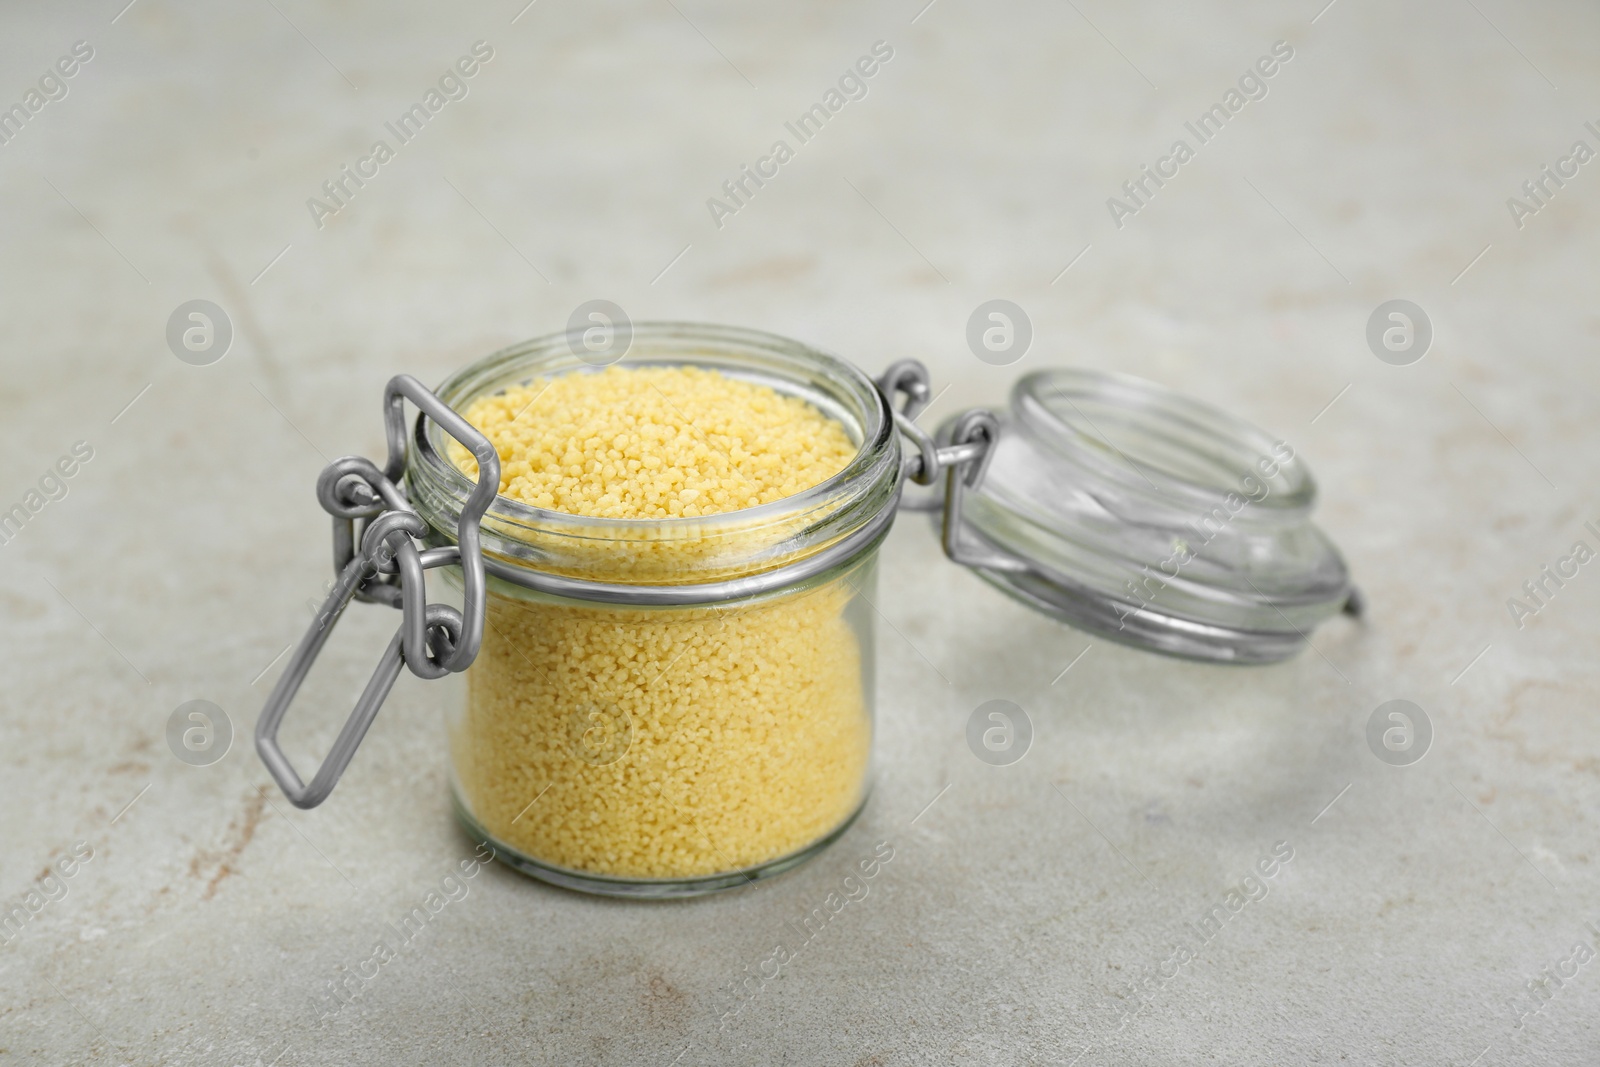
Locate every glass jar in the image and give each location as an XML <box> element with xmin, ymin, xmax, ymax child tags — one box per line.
<box><xmin>255</xmin><ymin>322</ymin><xmax>1358</xmax><ymax>898</ymax></box>
<box><xmin>405</xmin><ymin>324</ymin><xmax>898</xmax><ymax>896</ymax></box>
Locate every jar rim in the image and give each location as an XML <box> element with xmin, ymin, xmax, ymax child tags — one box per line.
<box><xmin>404</xmin><ymin>322</ymin><xmax>902</xmax><ymax>588</ymax></box>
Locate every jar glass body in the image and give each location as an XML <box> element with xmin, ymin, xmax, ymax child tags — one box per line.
<box><xmin>409</xmin><ymin>324</ymin><xmax>900</xmax><ymax>897</ymax></box>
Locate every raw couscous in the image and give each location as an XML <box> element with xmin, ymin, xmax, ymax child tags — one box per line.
<box><xmin>450</xmin><ymin>365</ymin><xmax>873</xmax><ymax>878</ymax></box>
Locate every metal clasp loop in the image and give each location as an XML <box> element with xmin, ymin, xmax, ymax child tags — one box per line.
<box><xmin>255</xmin><ymin>375</ymin><xmax>500</xmax><ymax>809</ymax></box>
<box><xmin>876</xmin><ymin>361</ymin><xmax>1029</xmax><ymax>576</ymax></box>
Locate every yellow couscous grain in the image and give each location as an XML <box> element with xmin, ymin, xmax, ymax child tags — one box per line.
<box><xmin>455</xmin><ymin>366</ymin><xmax>856</xmax><ymax>519</ymax></box>
<box><xmin>450</xmin><ymin>366</ymin><xmax>872</xmax><ymax>879</ymax></box>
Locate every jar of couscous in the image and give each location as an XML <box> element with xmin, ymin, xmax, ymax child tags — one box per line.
<box><xmin>256</xmin><ymin>321</ymin><xmax>1358</xmax><ymax>897</ymax></box>
<box><xmin>415</xmin><ymin>325</ymin><xmax>900</xmax><ymax>895</ymax></box>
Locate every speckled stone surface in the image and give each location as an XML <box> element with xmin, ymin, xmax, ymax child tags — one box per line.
<box><xmin>3</xmin><ymin>0</ymin><xmax>1600</xmax><ymax>1063</ymax></box>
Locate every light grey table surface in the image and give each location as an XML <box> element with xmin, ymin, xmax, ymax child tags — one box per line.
<box><xmin>3</xmin><ymin>0</ymin><xmax>1599</xmax><ymax>1063</ymax></box>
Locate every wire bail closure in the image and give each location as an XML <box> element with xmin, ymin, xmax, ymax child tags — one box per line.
<box><xmin>255</xmin><ymin>375</ymin><xmax>500</xmax><ymax>809</ymax></box>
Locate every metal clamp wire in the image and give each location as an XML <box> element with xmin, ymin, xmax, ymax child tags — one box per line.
<box><xmin>382</xmin><ymin>375</ymin><xmax>499</xmax><ymax>673</ymax></box>
<box><xmin>938</xmin><ymin>409</ymin><xmax>1028</xmax><ymax>575</ymax></box>
<box><xmin>255</xmin><ymin>375</ymin><xmax>499</xmax><ymax>809</ymax></box>
<box><xmin>876</xmin><ymin>362</ymin><xmax>1027</xmax><ymax>577</ymax></box>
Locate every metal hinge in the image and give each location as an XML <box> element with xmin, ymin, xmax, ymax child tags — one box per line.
<box><xmin>876</xmin><ymin>360</ymin><xmax>1029</xmax><ymax>576</ymax></box>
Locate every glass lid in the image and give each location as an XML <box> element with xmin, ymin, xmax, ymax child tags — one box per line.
<box><xmin>942</xmin><ymin>368</ymin><xmax>1357</xmax><ymax>664</ymax></box>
